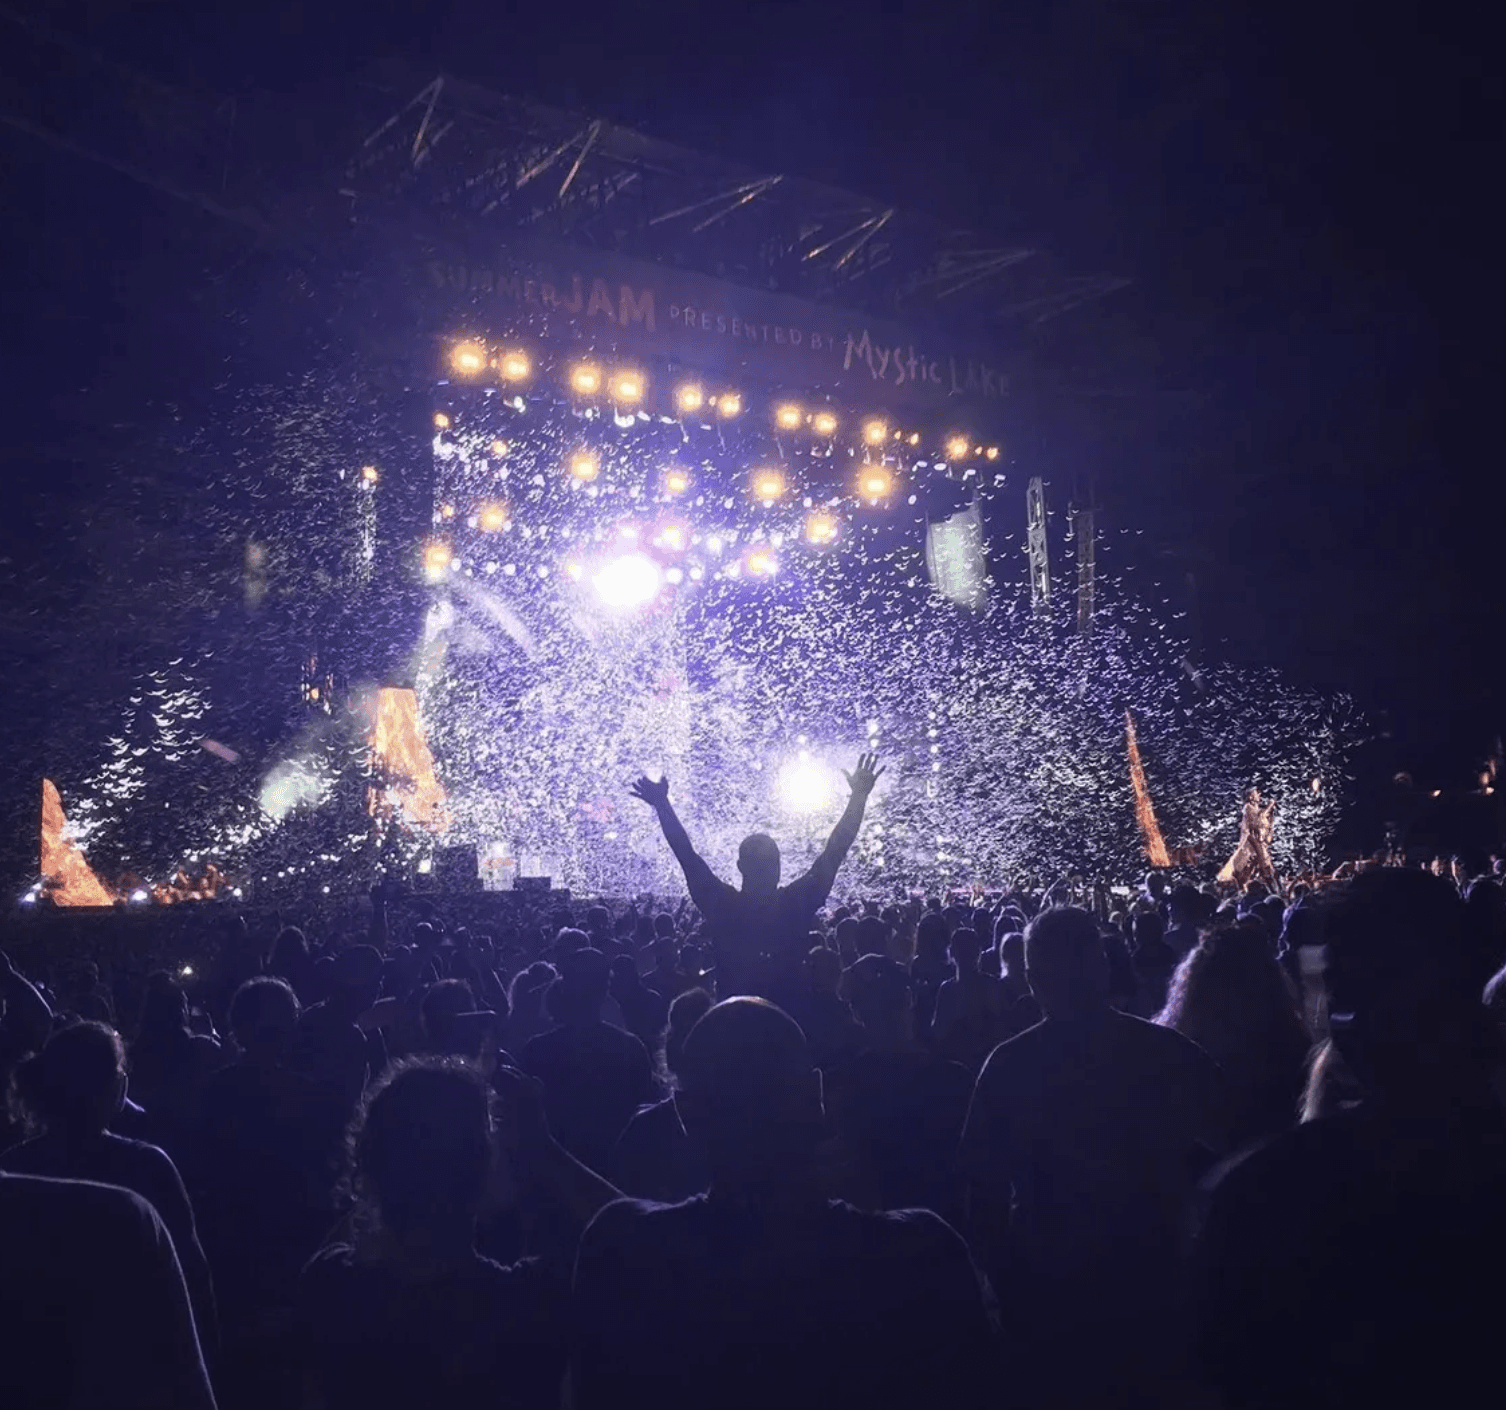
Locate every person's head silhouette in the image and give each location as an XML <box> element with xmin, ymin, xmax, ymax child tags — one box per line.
<box><xmin>351</xmin><ymin>1057</ymin><xmax>492</xmax><ymax>1247</ymax></box>
<box><xmin>737</xmin><ymin>833</ymin><xmax>781</xmax><ymax>896</ymax></box>
<box><xmin>1024</xmin><ymin>907</ymin><xmax>1110</xmax><ymax>1019</ymax></box>
<box><xmin>674</xmin><ymin>998</ymin><xmax>822</xmax><ymax>1193</ymax></box>
<box><xmin>1323</xmin><ymin>868</ymin><xmax>1491</xmax><ymax>1108</ymax></box>
<box><xmin>13</xmin><ymin>1021</ymin><xmax>127</xmax><ymax>1137</ymax></box>
<box><xmin>229</xmin><ymin>975</ymin><xmax>300</xmax><ymax>1063</ymax></box>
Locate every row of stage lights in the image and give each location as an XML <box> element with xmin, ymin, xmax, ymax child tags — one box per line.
<box><xmin>420</xmin><ymin>497</ymin><xmax>848</xmax><ymax>581</ymax></box>
<box><xmin>443</xmin><ymin>340</ymin><xmax>1002</xmax><ymax>463</ymax></box>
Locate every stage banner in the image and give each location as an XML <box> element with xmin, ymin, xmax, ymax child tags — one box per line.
<box><xmin>417</xmin><ymin>238</ymin><xmax>1011</xmax><ymax>413</ymax></box>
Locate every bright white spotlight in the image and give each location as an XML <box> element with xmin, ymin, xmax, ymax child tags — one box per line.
<box><xmin>592</xmin><ymin>552</ymin><xmax>662</xmax><ymax>610</ymax></box>
<box><xmin>779</xmin><ymin>753</ymin><xmax>831</xmax><ymax>813</ymax></box>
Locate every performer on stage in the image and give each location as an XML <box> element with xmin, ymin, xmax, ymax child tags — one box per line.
<box><xmin>1218</xmin><ymin>788</ymin><xmax>1277</xmax><ymax>887</ymax></box>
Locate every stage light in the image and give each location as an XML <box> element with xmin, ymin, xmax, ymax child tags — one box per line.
<box><xmin>611</xmin><ymin>371</ymin><xmax>644</xmax><ymax>402</ymax></box>
<box><xmin>500</xmin><ymin>351</ymin><xmax>530</xmax><ymax>380</ymax></box>
<box><xmin>434</xmin><ymin>412</ymin><xmax>451</xmax><ymax>429</ymax></box>
<box><xmin>908</xmin><ymin>432</ymin><xmax>921</xmax><ymax>446</ymax></box>
<box><xmin>779</xmin><ymin>753</ymin><xmax>831</xmax><ymax>813</ymax></box>
<box><xmin>440</xmin><ymin>503</ymin><xmax>455</xmax><ymax>519</ymax></box>
<box><xmin>676</xmin><ymin>383</ymin><xmax>704</xmax><ymax>414</ymax></box>
<box><xmin>665</xmin><ymin>567</ymin><xmax>684</xmax><ymax>585</ymax></box>
<box><xmin>450</xmin><ymin>341</ymin><xmax>488</xmax><ymax>375</ymax></box>
<box><xmin>812</xmin><ymin>411</ymin><xmax>837</xmax><ymax>436</ymax></box>
<box><xmin>986</xmin><ymin>445</ymin><xmax>1000</xmax><ymax>460</ymax></box>
<box><xmin>656</xmin><ymin>523</ymin><xmax>687</xmax><ymax>552</ymax></box>
<box><xmin>718</xmin><ymin>393</ymin><xmax>742</xmax><ymax>418</ymax></box>
<box><xmin>805</xmin><ymin>511</ymin><xmax>839</xmax><ymax>544</ymax></box>
<box><xmin>863</xmin><ymin>419</ymin><xmax>887</xmax><ymax>445</ymax></box>
<box><xmin>570</xmin><ymin>452</ymin><xmax>600</xmax><ymax>482</ymax></box>
<box><xmin>593</xmin><ymin>552</ymin><xmax>662</xmax><ymax>610</ymax></box>
<box><xmin>775</xmin><ymin>403</ymin><xmax>803</xmax><ymax>430</ymax></box>
<box><xmin>860</xmin><ymin>467</ymin><xmax>894</xmax><ymax>499</ymax></box>
<box><xmin>570</xmin><ymin>364</ymin><xmax>602</xmax><ymax>395</ymax></box>
<box><xmin>753</xmin><ymin>469</ymin><xmax>786</xmax><ymax>502</ymax></box>
<box><xmin>663</xmin><ymin>468</ymin><xmax>690</xmax><ymax>495</ymax></box>
<box><xmin>477</xmin><ymin>502</ymin><xmax>509</xmax><ymax>532</ymax></box>
<box><xmin>424</xmin><ymin>541</ymin><xmax>453</xmax><ymax>580</ymax></box>
<box><xmin>130</xmin><ymin>888</ymin><xmax>149</xmax><ymax>904</ymax></box>
<box><xmin>566</xmin><ymin>561</ymin><xmax>584</xmax><ymax>580</ymax></box>
<box><xmin>946</xmin><ymin>436</ymin><xmax>969</xmax><ymax>460</ymax></box>
<box><xmin>746</xmin><ymin>548</ymin><xmax>778</xmax><ymax>577</ymax></box>
<box><xmin>361</xmin><ymin>465</ymin><xmax>379</xmax><ymax>484</ymax></box>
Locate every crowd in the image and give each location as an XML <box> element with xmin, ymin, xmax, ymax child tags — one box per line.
<box><xmin>3</xmin><ymin>761</ymin><xmax>1506</xmax><ymax>1409</ymax></box>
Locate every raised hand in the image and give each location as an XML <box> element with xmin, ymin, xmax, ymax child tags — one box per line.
<box><xmin>842</xmin><ymin>751</ymin><xmax>886</xmax><ymax>799</ymax></box>
<box><xmin>630</xmin><ymin>775</ymin><xmax>671</xmax><ymax>809</ymax></box>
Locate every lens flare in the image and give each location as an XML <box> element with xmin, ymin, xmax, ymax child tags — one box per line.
<box><xmin>753</xmin><ymin>469</ymin><xmax>786</xmax><ymax>502</ymax></box>
<box><xmin>450</xmin><ymin>341</ymin><xmax>487</xmax><ymax>375</ymax></box>
<box><xmin>805</xmin><ymin>511</ymin><xmax>840</xmax><ymax>544</ymax></box>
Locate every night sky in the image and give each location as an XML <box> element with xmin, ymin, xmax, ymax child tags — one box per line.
<box><xmin>2</xmin><ymin>0</ymin><xmax>1500</xmax><ymax>823</ymax></box>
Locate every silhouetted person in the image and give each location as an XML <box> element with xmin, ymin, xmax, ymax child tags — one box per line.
<box><xmin>962</xmin><ymin>906</ymin><xmax>1226</xmax><ymax>1406</ymax></box>
<box><xmin>610</xmin><ymin>987</ymin><xmax>713</xmax><ymax>1201</ymax></box>
<box><xmin>1157</xmin><ymin>923</ymin><xmax>1312</xmax><ymax>1148</ymax></box>
<box><xmin>130</xmin><ymin>972</ymin><xmax>224</xmax><ymax>1135</ymax></box>
<box><xmin>299</xmin><ymin>1058</ymin><xmax>619</xmax><ymax>1410</ymax></box>
<box><xmin>826</xmin><ymin>956</ymin><xmax>973</xmax><ymax>1226</ymax></box>
<box><xmin>630</xmin><ymin>753</ymin><xmax>883</xmax><ymax>1004</ymax></box>
<box><xmin>1194</xmin><ymin>869</ymin><xmax>1506</xmax><ymax>1410</ymax></box>
<box><xmin>288</xmin><ymin>944</ymin><xmax>384</xmax><ymax>1115</ymax></box>
<box><xmin>2</xmin><ymin>1021</ymin><xmax>218</xmax><ymax>1358</ymax></box>
<box><xmin>572</xmin><ymin>997</ymin><xmax>995</xmax><ymax>1410</ymax></box>
<box><xmin>519</xmin><ymin>949</ymin><xmax>654</xmax><ymax>1175</ymax></box>
<box><xmin>798</xmin><ymin>945</ymin><xmax>863</xmax><ymax>1070</ymax></box>
<box><xmin>195</xmin><ymin>977</ymin><xmax>338</xmax><ymax>1327</ymax></box>
<box><xmin>1</xmin><ymin>1169</ymin><xmax>217</xmax><ymax>1409</ymax></box>
<box><xmin>931</xmin><ymin>927</ymin><xmax>1004</xmax><ymax>1071</ymax></box>
<box><xmin>1128</xmin><ymin>910</ymin><xmax>1178</xmax><ymax>1017</ymax></box>
<box><xmin>609</xmin><ymin>954</ymin><xmax>669</xmax><ymax>1053</ymax></box>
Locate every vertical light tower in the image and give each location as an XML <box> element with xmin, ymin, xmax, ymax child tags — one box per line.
<box><xmin>1072</xmin><ymin>501</ymin><xmax>1096</xmax><ymax>639</ymax></box>
<box><xmin>1026</xmin><ymin>476</ymin><xmax>1051</xmax><ymax>611</ymax></box>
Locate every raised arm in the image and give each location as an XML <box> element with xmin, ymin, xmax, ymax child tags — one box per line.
<box><xmin>806</xmin><ymin>752</ymin><xmax>885</xmax><ymax>891</ymax></box>
<box><xmin>630</xmin><ymin>776</ymin><xmax>719</xmax><ymax>902</ymax></box>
